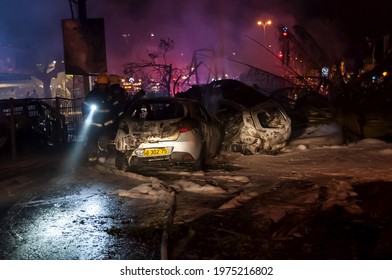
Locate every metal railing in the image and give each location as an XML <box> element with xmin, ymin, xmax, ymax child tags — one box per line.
<box><xmin>0</xmin><ymin>97</ymin><xmax>84</xmax><ymax>162</ymax></box>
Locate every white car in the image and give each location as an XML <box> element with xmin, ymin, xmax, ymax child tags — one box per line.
<box><xmin>114</xmin><ymin>97</ymin><xmax>222</xmax><ymax>171</ymax></box>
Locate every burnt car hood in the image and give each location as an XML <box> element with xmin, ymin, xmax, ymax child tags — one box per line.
<box><xmin>120</xmin><ymin>117</ymin><xmax>181</xmax><ymax>143</ymax></box>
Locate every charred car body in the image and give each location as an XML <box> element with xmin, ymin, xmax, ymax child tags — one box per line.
<box><xmin>177</xmin><ymin>79</ymin><xmax>291</xmax><ymax>155</ymax></box>
<box><xmin>114</xmin><ymin>97</ymin><xmax>222</xmax><ymax>170</ymax></box>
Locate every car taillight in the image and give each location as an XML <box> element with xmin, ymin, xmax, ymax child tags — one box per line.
<box><xmin>179</xmin><ymin>127</ymin><xmax>190</xmax><ymax>133</ymax></box>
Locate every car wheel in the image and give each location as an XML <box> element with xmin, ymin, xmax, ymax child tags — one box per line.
<box><xmin>115</xmin><ymin>151</ymin><xmax>129</xmax><ymax>171</ymax></box>
<box><xmin>192</xmin><ymin>144</ymin><xmax>206</xmax><ymax>171</ymax></box>
<box><xmin>86</xmin><ymin>143</ymin><xmax>98</xmax><ymax>163</ymax></box>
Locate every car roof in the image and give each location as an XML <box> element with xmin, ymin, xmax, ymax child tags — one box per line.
<box><xmin>134</xmin><ymin>96</ymin><xmax>201</xmax><ymax>105</ymax></box>
<box><xmin>206</xmin><ymin>79</ymin><xmax>270</xmax><ymax>108</ymax></box>
<box><xmin>177</xmin><ymin>79</ymin><xmax>270</xmax><ymax>109</ymax></box>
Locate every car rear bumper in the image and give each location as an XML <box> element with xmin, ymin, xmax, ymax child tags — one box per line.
<box><xmin>128</xmin><ymin>151</ymin><xmax>197</xmax><ymax>167</ymax></box>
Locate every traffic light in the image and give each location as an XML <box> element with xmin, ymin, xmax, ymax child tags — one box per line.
<box><xmin>282</xmin><ymin>26</ymin><xmax>288</xmax><ymax>37</ymax></box>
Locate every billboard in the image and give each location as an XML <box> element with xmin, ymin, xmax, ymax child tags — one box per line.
<box><xmin>62</xmin><ymin>18</ymin><xmax>107</xmax><ymax>75</ymax></box>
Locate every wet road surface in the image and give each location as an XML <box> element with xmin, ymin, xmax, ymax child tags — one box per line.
<box><xmin>0</xmin><ymin>149</ymin><xmax>249</xmax><ymax>260</ymax></box>
<box><xmin>0</xmin><ymin>160</ymin><xmax>162</xmax><ymax>260</ymax></box>
<box><xmin>1</xmin><ymin>140</ymin><xmax>392</xmax><ymax>260</ymax></box>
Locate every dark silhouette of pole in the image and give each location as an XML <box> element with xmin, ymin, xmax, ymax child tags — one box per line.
<box><xmin>77</xmin><ymin>0</ymin><xmax>87</xmax><ymax>20</ymax></box>
<box><xmin>76</xmin><ymin>0</ymin><xmax>90</xmax><ymax>96</ymax></box>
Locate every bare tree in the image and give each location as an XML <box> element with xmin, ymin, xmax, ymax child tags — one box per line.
<box><xmin>32</xmin><ymin>58</ymin><xmax>64</xmax><ymax>98</ymax></box>
<box><xmin>123</xmin><ymin>37</ymin><xmax>187</xmax><ymax>95</ymax></box>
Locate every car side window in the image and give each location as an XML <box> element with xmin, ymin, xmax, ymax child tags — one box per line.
<box><xmin>257</xmin><ymin>106</ymin><xmax>284</xmax><ymax>128</ymax></box>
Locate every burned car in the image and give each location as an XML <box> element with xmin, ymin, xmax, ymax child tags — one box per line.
<box><xmin>177</xmin><ymin>79</ymin><xmax>291</xmax><ymax>155</ymax></box>
<box><xmin>114</xmin><ymin>97</ymin><xmax>222</xmax><ymax>170</ymax></box>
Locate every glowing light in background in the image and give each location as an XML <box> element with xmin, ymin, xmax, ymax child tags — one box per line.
<box><xmin>256</xmin><ymin>19</ymin><xmax>272</xmax><ymax>40</ymax></box>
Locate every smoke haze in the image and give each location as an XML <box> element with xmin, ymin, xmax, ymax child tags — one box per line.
<box><xmin>1</xmin><ymin>0</ymin><xmax>390</xmax><ymax>76</ymax></box>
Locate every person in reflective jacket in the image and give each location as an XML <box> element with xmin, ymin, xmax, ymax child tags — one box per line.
<box><xmin>108</xmin><ymin>74</ymin><xmax>128</xmax><ymax>123</ymax></box>
<box><xmin>82</xmin><ymin>73</ymin><xmax>117</xmax><ymax>163</ymax></box>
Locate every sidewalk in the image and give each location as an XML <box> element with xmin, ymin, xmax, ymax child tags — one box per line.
<box><xmin>0</xmin><ymin>148</ymin><xmax>66</xmax><ymax>181</ymax></box>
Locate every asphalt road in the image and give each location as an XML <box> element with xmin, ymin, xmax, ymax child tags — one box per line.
<box><xmin>0</xmin><ymin>156</ymin><xmax>162</xmax><ymax>260</ymax></box>
<box><xmin>1</xmin><ymin>139</ymin><xmax>392</xmax><ymax>260</ymax></box>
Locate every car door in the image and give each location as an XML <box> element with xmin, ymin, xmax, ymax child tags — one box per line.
<box><xmin>250</xmin><ymin>99</ymin><xmax>292</xmax><ymax>145</ymax></box>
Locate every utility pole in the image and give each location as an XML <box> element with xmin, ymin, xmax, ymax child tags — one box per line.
<box><xmin>77</xmin><ymin>0</ymin><xmax>91</xmax><ymax>96</ymax></box>
<box><xmin>64</xmin><ymin>0</ymin><xmax>107</xmax><ymax>95</ymax></box>
<box><xmin>77</xmin><ymin>0</ymin><xmax>87</xmax><ymax>20</ymax></box>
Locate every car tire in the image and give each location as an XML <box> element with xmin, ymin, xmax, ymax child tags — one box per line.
<box><xmin>115</xmin><ymin>151</ymin><xmax>128</xmax><ymax>171</ymax></box>
<box><xmin>86</xmin><ymin>143</ymin><xmax>98</xmax><ymax>163</ymax></box>
<box><xmin>192</xmin><ymin>144</ymin><xmax>206</xmax><ymax>171</ymax></box>
<box><xmin>114</xmin><ymin>152</ymin><xmax>123</xmax><ymax>171</ymax></box>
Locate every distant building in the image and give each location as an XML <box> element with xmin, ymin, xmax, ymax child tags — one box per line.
<box><xmin>0</xmin><ymin>45</ymin><xmax>40</xmax><ymax>99</ymax></box>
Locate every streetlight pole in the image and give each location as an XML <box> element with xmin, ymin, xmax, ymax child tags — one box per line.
<box><xmin>77</xmin><ymin>0</ymin><xmax>90</xmax><ymax>96</ymax></box>
<box><xmin>257</xmin><ymin>20</ymin><xmax>272</xmax><ymax>41</ymax></box>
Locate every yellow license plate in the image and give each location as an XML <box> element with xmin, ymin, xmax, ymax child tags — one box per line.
<box><xmin>142</xmin><ymin>148</ymin><xmax>170</xmax><ymax>157</ymax></box>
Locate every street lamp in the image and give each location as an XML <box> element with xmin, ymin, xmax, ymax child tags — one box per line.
<box><xmin>257</xmin><ymin>20</ymin><xmax>272</xmax><ymax>40</ymax></box>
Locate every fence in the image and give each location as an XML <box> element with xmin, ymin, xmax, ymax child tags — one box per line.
<box><xmin>43</xmin><ymin>97</ymin><xmax>85</xmax><ymax>142</ymax></box>
<box><xmin>0</xmin><ymin>97</ymin><xmax>84</xmax><ymax>162</ymax></box>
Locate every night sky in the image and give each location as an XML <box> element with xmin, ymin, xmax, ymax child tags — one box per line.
<box><xmin>0</xmin><ymin>0</ymin><xmax>391</xmax><ymax>75</ymax></box>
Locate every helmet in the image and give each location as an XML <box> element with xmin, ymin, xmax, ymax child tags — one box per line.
<box><xmin>96</xmin><ymin>73</ymin><xmax>109</xmax><ymax>84</ymax></box>
<box><xmin>108</xmin><ymin>74</ymin><xmax>121</xmax><ymax>85</ymax></box>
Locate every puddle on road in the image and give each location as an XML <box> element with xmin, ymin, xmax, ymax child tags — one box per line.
<box><xmin>0</xmin><ymin>185</ymin><xmax>160</xmax><ymax>260</ymax></box>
